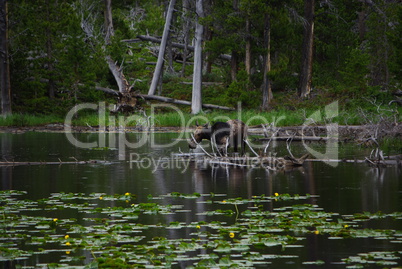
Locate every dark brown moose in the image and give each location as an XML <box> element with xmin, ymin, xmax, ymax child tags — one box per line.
<box><xmin>188</xmin><ymin>119</ymin><xmax>248</xmax><ymax>155</ymax></box>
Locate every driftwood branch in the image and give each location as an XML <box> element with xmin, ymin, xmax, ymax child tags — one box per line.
<box><xmin>190</xmin><ymin>133</ymin><xmax>214</xmax><ymax>158</ymax></box>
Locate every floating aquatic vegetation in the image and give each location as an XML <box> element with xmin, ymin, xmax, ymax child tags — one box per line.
<box><xmin>0</xmin><ymin>190</ymin><xmax>401</xmax><ymax>267</ymax></box>
<box><xmin>343</xmin><ymin>251</ymin><xmax>401</xmax><ymax>267</ymax></box>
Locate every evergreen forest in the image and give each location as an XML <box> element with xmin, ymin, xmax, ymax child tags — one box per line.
<box><xmin>1</xmin><ymin>0</ymin><xmax>402</xmax><ymax>118</ymax></box>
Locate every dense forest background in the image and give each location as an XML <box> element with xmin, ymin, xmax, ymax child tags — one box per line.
<box><xmin>1</xmin><ymin>0</ymin><xmax>402</xmax><ymax>116</ymax></box>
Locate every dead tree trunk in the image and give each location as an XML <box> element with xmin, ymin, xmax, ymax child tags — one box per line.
<box><xmin>104</xmin><ymin>0</ymin><xmax>114</xmax><ymax>43</ymax></box>
<box><xmin>103</xmin><ymin>0</ymin><xmax>135</xmax><ymax>111</ymax></box>
<box><xmin>137</xmin><ymin>93</ymin><xmax>235</xmax><ymax>111</ymax></box>
<box><xmin>203</xmin><ymin>0</ymin><xmax>213</xmax><ymax>74</ymax></box>
<box><xmin>261</xmin><ymin>12</ymin><xmax>273</xmax><ymax>110</ymax></box>
<box><xmin>180</xmin><ymin>0</ymin><xmax>192</xmax><ymax>77</ymax></box>
<box><xmin>104</xmin><ymin>0</ymin><xmax>128</xmax><ymax>95</ymax></box>
<box><xmin>298</xmin><ymin>0</ymin><xmax>314</xmax><ymax>99</ymax></box>
<box><xmin>166</xmin><ymin>2</ymin><xmax>177</xmax><ymax>75</ymax></box>
<box><xmin>191</xmin><ymin>0</ymin><xmax>204</xmax><ymax>114</ymax></box>
<box><xmin>245</xmin><ymin>17</ymin><xmax>251</xmax><ymax>76</ymax></box>
<box><xmin>0</xmin><ymin>0</ymin><xmax>11</xmax><ymax>115</ymax></box>
<box><xmin>148</xmin><ymin>0</ymin><xmax>176</xmax><ymax>95</ymax></box>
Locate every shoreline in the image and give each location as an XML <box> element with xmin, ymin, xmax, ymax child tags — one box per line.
<box><xmin>1</xmin><ymin>124</ymin><xmax>400</xmax><ymax>143</ymax></box>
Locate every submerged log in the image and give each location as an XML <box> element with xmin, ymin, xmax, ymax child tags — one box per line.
<box><xmin>174</xmin><ymin>153</ymin><xmax>310</xmax><ymax>170</ymax></box>
<box><xmin>0</xmin><ymin>160</ymin><xmax>111</xmax><ymax>166</ymax></box>
<box><xmin>174</xmin><ymin>153</ymin><xmax>402</xmax><ymax>169</ymax></box>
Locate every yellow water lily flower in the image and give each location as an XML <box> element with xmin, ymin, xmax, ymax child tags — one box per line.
<box><xmin>65</xmin><ymin>242</ymin><xmax>71</xmax><ymax>246</ymax></box>
<box><xmin>314</xmin><ymin>230</ymin><xmax>320</xmax><ymax>235</ymax></box>
<box><xmin>53</xmin><ymin>218</ymin><xmax>58</xmax><ymax>222</ymax></box>
<box><xmin>125</xmin><ymin>192</ymin><xmax>130</xmax><ymax>196</ymax></box>
<box><xmin>274</xmin><ymin>193</ymin><xmax>279</xmax><ymax>197</ymax></box>
<box><xmin>64</xmin><ymin>235</ymin><xmax>69</xmax><ymax>239</ymax></box>
<box><xmin>229</xmin><ymin>232</ymin><xmax>235</xmax><ymax>238</ymax></box>
<box><xmin>196</xmin><ymin>225</ymin><xmax>201</xmax><ymax>229</ymax></box>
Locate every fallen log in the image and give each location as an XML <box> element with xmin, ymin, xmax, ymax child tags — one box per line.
<box><xmin>94</xmin><ymin>85</ymin><xmax>235</xmax><ymax>111</ymax></box>
<box><xmin>135</xmin><ymin>93</ymin><xmax>235</xmax><ymax>111</ymax></box>
<box><xmin>256</xmin><ymin>136</ymin><xmax>331</xmax><ymax>142</ymax></box>
<box><xmin>181</xmin><ymin>82</ymin><xmax>224</xmax><ymax>86</ymax></box>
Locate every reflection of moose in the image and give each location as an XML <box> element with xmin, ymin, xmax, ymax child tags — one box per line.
<box><xmin>188</xmin><ymin>119</ymin><xmax>248</xmax><ymax>155</ymax></box>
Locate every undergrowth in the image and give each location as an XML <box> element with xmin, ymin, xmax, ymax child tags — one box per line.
<box><xmin>0</xmin><ymin>99</ymin><xmax>400</xmax><ymax>128</ymax></box>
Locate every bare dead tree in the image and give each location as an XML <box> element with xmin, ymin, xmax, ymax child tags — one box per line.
<box><xmin>180</xmin><ymin>0</ymin><xmax>192</xmax><ymax>77</ymax></box>
<box><xmin>75</xmin><ymin>0</ymin><xmax>135</xmax><ymax>112</ymax></box>
<box><xmin>148</xmin><ymin>0</ymin><xmax>177</xmax><ymax>96</ymax></box>
<box><xmin>191</xmin><ymin>0</ymin><xmax>204</xmax><ymax>114</ymax></box>
<box><xmin>103</xmin><ymin>0</ymin><xmax>130</xmax><ymax>95</ymax></box>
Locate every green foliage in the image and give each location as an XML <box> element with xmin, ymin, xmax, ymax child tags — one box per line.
<box><xmin>389</xmin><ymin>5</ymin><xmax>402</xmax><ymax>78</ymax></box>
<box><xmin>0</xmin><ymin>113</ymin><xmax>63</xmax><ymax>126</ymax></box>
<box><xmin>4</xmin><ymin>0</ymin><xmax>402</xmax><ymax>117</ymax></box>
<box><xmin>225</xmin><ymin>70</ymin><xmax>260</xmax><ymax>108</ymax></box>
<box><xmin>338</xmin><ymin>48</ymin><xmax>370</xmax><ymax>94</ymax></box>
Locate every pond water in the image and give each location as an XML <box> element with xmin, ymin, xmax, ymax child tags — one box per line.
<box><xmin>0</xmin><ymin>131</ymin><xmax>401</xmax><ymax>268</ymax></box>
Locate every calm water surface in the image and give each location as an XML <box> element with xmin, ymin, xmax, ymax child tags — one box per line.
<box><xmin>0</xmin><ymin>132</ymin><xmax>401</xmax><ymax>268</ymax></box>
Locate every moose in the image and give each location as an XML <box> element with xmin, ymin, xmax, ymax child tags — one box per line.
<box><xmin>188</xmin><ymin>119</ymin><xmax>248</xmax><ymax>156</ymax></box>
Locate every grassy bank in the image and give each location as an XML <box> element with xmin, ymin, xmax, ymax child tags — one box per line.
<box><xmin>0</xmin><ymin>105</ymin><xmax>400</xmax><ymax>128</ymax></box>
<box><xmin>0</xmin><ymin>114</ymin><xmax>64</xmax><ymax>127</ymax></box>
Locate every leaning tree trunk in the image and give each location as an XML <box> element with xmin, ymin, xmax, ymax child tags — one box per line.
<box><xmin>105</xmin><ymin>56</ymin><xmax>130</xmax><ymax>94</ymax></box>
<box><xmin>148</xmin><ymin>0</ymin><xmax>176</xmax><ymax>95</ymax></box>
<box><xmin>104</xmin><ymin>0</ymin><xmax>135</xmax><ymax>112</ymax></box>
<box><xmin>298</xmin><ymin>0</ymin><xmax>314</xmax><ymax>99</ymax></box>
<box><xmin>104</xmin><ymin>0</ymin><xmax>127</xmax><ymax>94</ymax></box>
<box><xmin>0</xmin><ymin>0</ymin><xmax>11</xmax><ymax>115</ymax></box>
<box><xmin>191</xmin><ymin>0</ymin><xmax>204</xmax><ymax>114</ymax></box>
<box><xmin>261</xmin><ymin>12</ymin><xmax>273</xmax><ymax>110</ymax></box>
